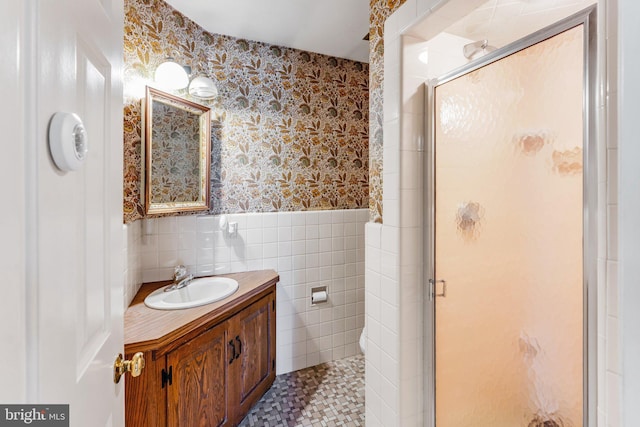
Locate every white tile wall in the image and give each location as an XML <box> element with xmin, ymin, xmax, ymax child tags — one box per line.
<box><xmin>367</xmin><ymin>11</ymin><xmax>473</xmax><ymax>425</ymax></box>
<box><xmin>123</xmin><ymin>221</ymin><xmax>143</xmax><ymax>308</ymax></box>
<box><xmin>135</xmin><ymin>209</ymin><xmax>367</xmax><ymax>374</ymax></box>
<box><xmin>365</xmin><ymin>222</ymin><xmax>400</xmax><ymax>427</ymax></box>
<box><xmin>603</xmin><ymin>0</ymin><xmax>622</xmax><ymax>425</ymax></box>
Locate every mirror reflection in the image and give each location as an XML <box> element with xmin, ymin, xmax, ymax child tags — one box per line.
<box><xmin>144</xmin><ymin>86</ymin><xmax>211</xmax><ymax>215</ymax></box>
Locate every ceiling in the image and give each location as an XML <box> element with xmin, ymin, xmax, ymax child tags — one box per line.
<box><xmin>163</xmin><ymin>0</ymin><xmax>595</xmax><ymax>66</ymax></box>
<box><xmin>164</xmin><ymin>0</ymin><xmax>370</xmax><ymax>63</ymax></box>
<box><xmin>445</xmin><ymin>0</ymin><xmax>596</xmax><ymax>48</ymax></box>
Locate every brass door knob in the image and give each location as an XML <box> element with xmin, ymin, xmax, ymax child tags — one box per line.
<box><xmin>113</xmin><ymin>352</ymin><xmax>145</xmax><ymax>384</ymax></box>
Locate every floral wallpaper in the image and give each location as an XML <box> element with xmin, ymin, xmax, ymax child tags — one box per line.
<box><xmin>123</xmin><ymin>0</ymin><xmax>369</xmax><ymax>223</ymax></box>
<box><xmin>369</xmin><ymin>0</ymin><xmax>407</xmax><ymax>222</ymax></box>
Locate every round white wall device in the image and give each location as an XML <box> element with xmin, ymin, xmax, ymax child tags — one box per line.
<box><xmin>49</xmin><ymin>112</ymin><xmax>88</xmax><ymax>171</ymax></box>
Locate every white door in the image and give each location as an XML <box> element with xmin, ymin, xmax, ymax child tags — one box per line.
<box><xmin>0</xmin><ymin>0</ymin><xmax>28</xmax><ymax>403</ymax></box>
<box><xmin>34</xmin><ymin>0</ymin><xmax>125</xmax><ymax>425</ymax></box>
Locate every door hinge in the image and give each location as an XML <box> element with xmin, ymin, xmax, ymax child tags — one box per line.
<box><xmin>272</xmin><ymin>300</ymin><xmax>275</xmax><ymax>312</ymax></box>
<box><xmin>161</xmin><ymin>366</ymin><xmax>173</xmax><ymax>388</ymax></box>
<box><xmin>272</xmin><ymin>359</ymin><xmax>275</xmax><ymax>370</ymax></box>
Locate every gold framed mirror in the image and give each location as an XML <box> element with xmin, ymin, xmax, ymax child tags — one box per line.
<box><xmin>143</xmin><ymin>86</ymin><xmax>211</xmax><ymax>215</ymax></box>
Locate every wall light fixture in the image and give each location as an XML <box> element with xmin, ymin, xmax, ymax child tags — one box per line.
<box><xmin>188</xmin><ymin>76</ymin><xmax>218</xmax><ymax>100</ymax></box>
<box><xmin>154</xmin><ymin>57</ymin><xmax>218</xmax><ymax>100</ymax></box>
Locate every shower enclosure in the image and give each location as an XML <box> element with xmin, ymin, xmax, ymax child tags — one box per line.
<box><xmin>426</xmin><ymin>7</ymin><xmax>597</xmax><ymax>426</ymax></box>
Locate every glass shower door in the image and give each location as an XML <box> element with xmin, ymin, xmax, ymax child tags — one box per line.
<box><xmin>432</xmin><ymin>24</ymin><xmax>585</xmax><ymax>426</ymax></box>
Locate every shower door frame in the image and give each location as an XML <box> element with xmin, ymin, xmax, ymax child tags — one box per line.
<box><xmin>424</xmin><ymin>6</ymin><xmax>598</xmax><ymax>426</ymax></box>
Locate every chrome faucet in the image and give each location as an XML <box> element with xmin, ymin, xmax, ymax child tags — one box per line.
<box><xmin>164</xmin><ymin>265</ymin><xmax>194</xmax><ymax>292</ymax></box>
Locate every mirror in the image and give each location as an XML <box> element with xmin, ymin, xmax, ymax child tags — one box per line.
<box><xmin>143</xmin><ymin>86</ymin><xmax>211</xmax><ymax>215</ymax></box>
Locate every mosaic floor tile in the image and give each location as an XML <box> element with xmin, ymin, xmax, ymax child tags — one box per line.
<box><xmin>239</xmin><ymin>355</ymin><xmax>364</xmax><ymax>427</ymax></box>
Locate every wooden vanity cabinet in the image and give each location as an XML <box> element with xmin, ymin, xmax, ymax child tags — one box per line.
<box><xmin>125</xmin><ymin>274</ymin><xmax>277</xmax><ymax>427</ymax></box>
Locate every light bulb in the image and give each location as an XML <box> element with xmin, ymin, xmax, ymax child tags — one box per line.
<box><xmin>154</xmin><ymin>59</ymin><xmax>189</xmax><ymax>90</ymax></box>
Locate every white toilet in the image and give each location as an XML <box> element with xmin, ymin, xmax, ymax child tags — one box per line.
<box><xmin>359</xmin><ymin>326</ymin><xmax>366</xmax><ymax>354</ymax></box>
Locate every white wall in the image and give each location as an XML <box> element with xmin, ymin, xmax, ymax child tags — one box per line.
<box><xmin>618</xmin><ymin>0</ymin><xmax>640</xmax><ymax>425</ymax></box>
<box><xmin>126</xmin><ymin>209</ymin><xmax>367</xmax><ymax>374</ymax></box>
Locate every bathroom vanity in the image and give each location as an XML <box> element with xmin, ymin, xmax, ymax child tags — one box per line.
<box><xmin>124</xmin><ymin>270</ymin><xmax>278</xmax><ymax>427</ymax></box>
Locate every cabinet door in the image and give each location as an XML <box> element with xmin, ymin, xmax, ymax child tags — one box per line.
<box><xmin>125</xmin><ymin>350</ymin><xmax>166</xmax><ymax>427</ymax></box>
<box><xmin>166</xmin><ymin>322</ymin><xmax>232</xmax><ymax>427</ymax></box>
<box><xmin>229</xmin><ymin>293</ymin><xmax>276</xmax><ymax>418</ymax></box>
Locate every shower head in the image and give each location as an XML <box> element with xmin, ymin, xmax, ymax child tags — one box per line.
<box><xmin>463</xmin><ymin>39</ymin><xmax>497</xmax><ymax>59</ymax></box>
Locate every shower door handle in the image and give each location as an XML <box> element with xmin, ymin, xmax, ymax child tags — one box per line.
<box><xmin>429</xmin><ymin>279</ymin><xmax>447</xmax><ymax>299</ymax></box>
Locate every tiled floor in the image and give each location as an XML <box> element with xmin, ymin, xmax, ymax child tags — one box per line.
<box><xmin>239</xmin><ymin>355</ymin><xmax>365</xmax><ymax>427</ymax></box>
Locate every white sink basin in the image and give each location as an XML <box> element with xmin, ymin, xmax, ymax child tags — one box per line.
<box><xmin>144</xmin><ymin>277</ymin><xmax>239</xmax><ymax>310</ymax></box>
